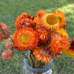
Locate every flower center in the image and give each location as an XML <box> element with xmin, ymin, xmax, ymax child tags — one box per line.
<box><xmin>46</xmin><ymin>14</ymin><xmax>58</xmax><ymax>25</ymax></box>
<box><xmin>20</xmin><ymin>34</ymin><xmax>31</xmax><ymax>44</ymax></box>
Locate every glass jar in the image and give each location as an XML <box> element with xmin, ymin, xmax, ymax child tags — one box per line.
<box><xmin>21</xmin><ymin>58</ymin><xmax>53</xmax><ymax>74</ymax></box>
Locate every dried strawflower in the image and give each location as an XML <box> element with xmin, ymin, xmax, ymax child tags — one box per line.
<box><xmin>1</xmin><ymin>49</ymin><xmax>13</xmax><ymax>60</ymax></box>
<box><xmin>13</xmin><ymin>28</ymin><xmax>39</xmax><ymax>51</ymax></box>
<box><xmin>33</xmin><ymin>48</ymin><xmax>53</xmax><ymax>64</ymax></box>
<box><xmin>15</xmin><ymin>12</ymin><xmax>34</xmax><ymax>30</ymax></box>
<box><xmin>34</xmin><ymin>11</ymin><xmax>66</xmax><ymax>30</ymax></box>
<box><xmin>50</xmin><ymin>31</ymin><xmax>70</xmax><ymax>55</ymax></box>
<box><xmin>0</xmin><ymin>23</ymin><xmax>10</xmax><ymax>39</ymax></box>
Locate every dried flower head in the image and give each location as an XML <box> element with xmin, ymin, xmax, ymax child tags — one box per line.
<box><xmin>13</xmin><ymin>28</ymin><xmax>39</xmax><ymax>51</ymax></box>
<box><xmin>15</xmin><ymin>12</ymin><xmax>34</xmax><ymax>30</ymax></box>
<box><xmin>33</xmin><ymin>48</ymin><xmax>53</xmax><ymax>64</ymax></box>
<box><xmin>0</xmin><ymin>23</ymin><xmax>10</xmax><ymax>39</ymax></box>
<box><xmin>50</xmin><ymin>29</ymin><xmax>70</xmax><ymax>55</ymax></box>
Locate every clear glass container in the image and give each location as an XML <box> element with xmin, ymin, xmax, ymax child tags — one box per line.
<box><xmin>21</xmin><ymin>58</ymin><xmax>53</xmax><ymax>74</ymax></box>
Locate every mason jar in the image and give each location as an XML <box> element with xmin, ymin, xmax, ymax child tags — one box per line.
<box><xmin>21</xmin><ymin>58</ymin><xmax>53</xmax><ymax>74</ymax></box>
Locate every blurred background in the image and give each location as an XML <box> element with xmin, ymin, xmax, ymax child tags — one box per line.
<box><xmin>0</xmin><ymin>0</ymin><xmax>74</xmax><ymax>74</ymax></box>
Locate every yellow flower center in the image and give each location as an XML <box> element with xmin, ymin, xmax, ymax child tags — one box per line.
<box><xmin>20</xmin><ymin>34</ymin><xmax>31</xmax><ymax>44</ymax></box>
<box><xmin>46</xmin><ymin>14</ymin><xmax>59</xmax><ymax>25</ymax></box>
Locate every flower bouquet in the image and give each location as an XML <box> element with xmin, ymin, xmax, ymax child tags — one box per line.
<box><xmin>1</xmin><ymin>10</ymin><xmax>74</xmax><ymax>74</ymax></box>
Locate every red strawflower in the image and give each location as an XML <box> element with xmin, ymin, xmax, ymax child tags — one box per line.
<box><xmin>50</xmin><ymin>32</ymin><xmax>70</xmax><ymax>55</ymax></box>
<box><xmin>5</xmin><ymin>38</ymin><xmax>13</xmax><ymax>49</ymax></box>
<box><xmin>0</xmin><ymin>23</ymin><xmax>10</xmax><ymax>39</ymax></box>
<box><xmin>1</xmin><ymin>49</ymin><xmax>13</xmax><ymax>60</ymax></box>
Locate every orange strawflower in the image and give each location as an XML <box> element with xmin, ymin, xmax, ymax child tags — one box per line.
<box><xmin>33</xmin><ymin>10</ymin><xmax>46</xmax><ymax>28</ymax></box>
<box><xmin>33</xmin><ymin>16</ymin><xmax>42</xmax><ymax>26</ymax></box>
<box><xmin>15</xmin><ymin>12</ymin><xmax>34</xmax><ymax>30</ymax></box>
<box><xmin>34</xmin><ymin>11</ymin><xmax>66</xmax><ymax>30</ymax></box>
<box><xmin>50</xmin><ymin>31</ymin><xmax>70</xmax><ymax>55</ymax></box>
<box><xmin>13</xmin><ymin>28</ymin><xmax>39</xmax><ymax>51</ymax></box>
<box><xmin>36</xmin><ymin>10</ymin><xmax>46</xmax><ymax>17</ymax></box>
<box><xmin>33</xmin><ymin>48</ymin><xmax>53</xmax><ymax>64</ymax></box>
